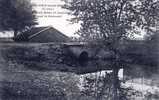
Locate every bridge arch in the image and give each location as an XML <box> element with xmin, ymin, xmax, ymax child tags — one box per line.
<box><xmin>63</xmin><ymin>43</ymin><xmax>90</xmax><ymax>65</ymax></box>
<box><xmin>78</xmin><ymin>51</ymin><xmax>89</xmax><ymax>63</ymax></box>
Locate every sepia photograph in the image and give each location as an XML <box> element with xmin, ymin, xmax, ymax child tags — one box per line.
<box><xmin>0</xmin><ymin>0</ymin><xmax>158</xmax><ymax>100</ymax></box>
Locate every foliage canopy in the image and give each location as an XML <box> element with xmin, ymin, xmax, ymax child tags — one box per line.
<box><xmin>65</xmin><ymin>0</ymin><xmax>159</xmax><ymax>43</ymax></box>
<box><xmin>0</xmin><ymin>0</ymin><xmax>37</xmax><ymax>37</ymax></box>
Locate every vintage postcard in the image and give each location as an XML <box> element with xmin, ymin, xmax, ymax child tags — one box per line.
<box><xmin>0</xmin><ymin>0</ymin><xmax>158</xmax><ymax>100</ymax></box>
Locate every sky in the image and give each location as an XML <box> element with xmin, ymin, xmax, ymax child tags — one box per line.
<box><xmin>0</xmin><ymin>0</ymin><xmax>145</xmax><ymax>39</ymax></box>
<box><xmin>31</xmin><ymin>0</ymin><xmax>80</xmax><ymax>37</ymax></box>
<box><xmin>30</xmin><ymin>0</ymin><xmax>146</xmax><ymax>39</ymax></box>
<box><xmin>0</xmin><ymin>0</ymin><xmax>80</xmax><ymax>37</ymax></box>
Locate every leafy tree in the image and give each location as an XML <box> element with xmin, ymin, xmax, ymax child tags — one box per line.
<box><xmin>64</xmin><ymin>0</ymin><xmax>159</xmax><ymax>100</ymax></box>
<box><xmin>0</xmin><ymin>0</ymin><xmax>37</xmax><ymax>38</ymax></box>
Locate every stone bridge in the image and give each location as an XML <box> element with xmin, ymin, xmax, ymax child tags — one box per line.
<box><xmin>62</xmin><ymin>42</ymin><xmax>112</xmax><ymax>62</ymax></box>
<box><xmin>62</xmin><ymin>41</ymin><xmax>158</xmax><ymax>68</ymax></box>
<box><xmin>62</xmin><ymin>42</ymin><xmax>91</xmax><ymax>64</ymax></box>
<box><xmin>0</xmin><ymin>41</ymin><xmax>158</xmax><ymax>74</ymax></box>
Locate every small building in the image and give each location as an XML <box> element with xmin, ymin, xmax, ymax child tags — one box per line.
<box><xmin>14</xmin><ymin>26</ymin><xmax>70</xmax><ymax>43</ymax></box>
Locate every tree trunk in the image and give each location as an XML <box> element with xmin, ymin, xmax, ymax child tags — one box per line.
<box><xmin>110</xmin><ymin>45</ymin><xmax>120</xmax><ymax>100</ymax></box>
<box><xmin>112</xmin><ymin>66</ymin><xmax>120</xmax><ymax>100</ymax></box>
<box><xmin>14</xmin><ymin>29</ymin><xmax>18</xmax><ymax>38</ymax></box>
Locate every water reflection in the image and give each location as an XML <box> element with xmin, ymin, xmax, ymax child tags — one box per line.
<box><xmin>1</xmin><ymin>68</ymin><xmax>159</xmax><ymax>100</ymax></box>
<box><xmin>79</xmin><ymin>69</ymin><xmax>159</xmax><ymax>100</ymax></box>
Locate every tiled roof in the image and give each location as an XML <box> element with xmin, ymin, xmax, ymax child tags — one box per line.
<box><xmin>14</xmin><ymin>26</ymin><xmax>70</xmax><ymax>42</ymax></box>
